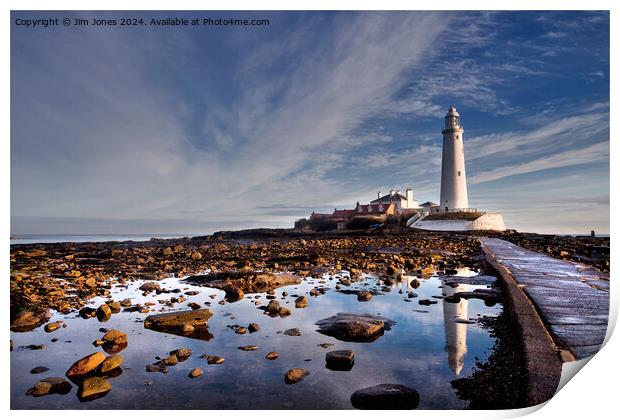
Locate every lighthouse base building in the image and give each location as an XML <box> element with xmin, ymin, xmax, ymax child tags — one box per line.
<box><xmin>410</xmin><ymin>106</ymin><xmax>506</xmax><ymax>232</ymax></box>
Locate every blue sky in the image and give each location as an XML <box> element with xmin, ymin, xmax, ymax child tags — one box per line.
<box><xmin>11</xmin><ymin>11</ymin><xmax>609</xmax><ymax>234</ymax></box>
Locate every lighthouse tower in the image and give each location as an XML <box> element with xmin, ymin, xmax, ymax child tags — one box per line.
<box><xmin>439</xmin><ymin>106</ymin><xmax>469</xmax><ymax>211</ymax></box>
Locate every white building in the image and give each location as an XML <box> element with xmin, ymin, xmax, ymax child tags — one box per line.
<box><xmin>371</xmin><ymin>188</ymin><xmax>419</xmax><ymax>211</ymax></box>
<box><xmin>439</xmin><ymin>106</ymin><xmax>469</xmax><ymax>212</ymax></box>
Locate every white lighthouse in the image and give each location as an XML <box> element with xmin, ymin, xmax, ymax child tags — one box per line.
<box><xmin>439</xmin><ymin>106</ymin><xmax>468</xmax><ymax>212</ymax></box>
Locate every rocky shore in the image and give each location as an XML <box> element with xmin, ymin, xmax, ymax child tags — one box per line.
<box><xmin>10</xmin><ymin>228</ymin><xmax>608</xmax><ymax>327</ymax></box>
<box><xmin>10</xmin><ymin>227</ymin><xmax>605</xmax><ymax>409</ymax></box>
<box><xmin>10</xmin><ymin>229</ymin><xmax>482</xmax><ymax>328</ymax></box>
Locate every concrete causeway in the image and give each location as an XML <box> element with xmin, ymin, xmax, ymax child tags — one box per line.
<box><xmin>480</xmin><ymin>237</ymin><xmax>609</xmax><ymax>360</ymax></box>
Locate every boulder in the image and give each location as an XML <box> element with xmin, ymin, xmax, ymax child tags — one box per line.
<box><xmin>357</xmin><ymin>291</ymin><xmax>373</xmax><ymax>302</ymax></box>
<box><xmin>102</xmin><ymin>340</ymin><xmax>128</xmax><ymax>355</ymax></box>
<box><xmin>325</xmin><ymin>350</ymin><xmax>355</xmax><ymax>371</ymax></box>
<box><xmin>350</xmin><ymin>384</ymin><xmax>420</xmax><ymax>409</ymax></box>
<box><xmin>224</xmin><ymin>285</ymin><xmax>244</xmax><ymax>302</ymax></box>
<box><xmin>139</xmin><ymin>281</ymin><xmax>161</xmax><ymax>293</ymax></box>
<box><xmin>265</xmin><ymin>300</ymin><xmax>280</xmax><ymax>314</ymax></box>
<box><xmin>144</xmin><ymin>309</ymin><xmax>213</xmax><ymax>335</ymax></box>
<box><xmin>10</xmin><ymin>309</ymin><xmax>51</xmax><ymax>332</ymax></box>
<box><xmin>163</xmin><ymin>354</ymin><xmax>178</xmax><ymax>366</ymax></box>
<box><xmin>44</xmin><ymin>321</ymin><xmax>62</xmax><ymax>333</ymax></box>
<box><xmin>170</xmin><ymin>348</ymin><xmax>192</xmax><ymax>360</ymax></box>
<box><xmin>66</xmin><ymin>352</ymin><xmax>106</xmax><ymax>378</ymax></box>
<box><xmin>102</xmin><ymin>329</ymin><xmax>127</xmax><ymax>344</ymax></box>
<box><xmin>78</xmin><ymin>376</ymin><xmax>111</xmax><ymax>400</ymax></box>
<box><xmin>315</xmin><ymin>313</ymin><xmax>395</xmax><ymax>342</ymax></box>
<box><xmin>295</xmin><ymin>296</ymin><xmax>308</xmax><ymax>308</ymax></box>
<box><xmin>96</xmin><ymin>304</ymin><xmax>112</xmax><ymax>322</ymax></box>
<box><xmin>100</xmin><ymin>355</ymin><xmax>123</xmax><ymax>373</ymax></box>
<box><xmin>284</xmin><ymin>368</ymin><xmax>310</xmax><ymax>384</ymax></box>
<box><xmin>79</xmin><ymin>307</ymin><xmax>97</xmax><ymax>319</ymax></box>
<box><xmin>26</xmin><ymin>377</ymin><xmax>72</xmax><ymax>397</ymax></box>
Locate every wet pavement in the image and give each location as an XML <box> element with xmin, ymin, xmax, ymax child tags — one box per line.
<box><xmin>480</xmin><ymin>238</ymin><xmax>609</xmax><ymax>359</ymax></box>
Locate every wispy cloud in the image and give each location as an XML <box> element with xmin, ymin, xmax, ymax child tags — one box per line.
<box><xmin>470</xmin><ymin>141</ymin><xmax>608</xmax><ymax>184</ymax></box>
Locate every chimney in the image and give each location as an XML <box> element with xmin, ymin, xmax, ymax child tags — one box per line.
<box><xmin>406</xmin><ymin>188</ymin><xmax>413</xmax><ymax>207</ymax></box>
<box><xmin>377</xmin><ymin>191</ymin><xmax>381</xmax><ymax>199</ymax></box>
<box><xmin>389</xmin><ymin>189</ymin><xmax>395</xmax><ymax>196</ymax></box>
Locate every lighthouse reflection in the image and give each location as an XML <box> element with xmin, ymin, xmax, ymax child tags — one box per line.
<box><xmin>399</xmin><ymin>273</ymin><xmax>470</xmax><ymax>376</ymax></box>
<box><xmin>441</xmin><ymin>279</ymin><xmax>469</xmax><ymax>376</ymax></box>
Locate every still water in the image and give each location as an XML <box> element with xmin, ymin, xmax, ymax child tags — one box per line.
<box><xmin>11</xmin><ymin>269</ymin><xmax>501</xmax><ymax>409</ymax></box>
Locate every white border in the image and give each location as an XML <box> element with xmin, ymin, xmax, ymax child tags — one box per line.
<box><xmin>3</xmin><ymin>1</ymin><xmax>616</xmax><ymax>419</ymax></box>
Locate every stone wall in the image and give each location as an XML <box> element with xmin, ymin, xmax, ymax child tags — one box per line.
<box><xmin>412</xmin><ymin>212</ymin><xmax>506</xmax><ymax>231</ymax></box>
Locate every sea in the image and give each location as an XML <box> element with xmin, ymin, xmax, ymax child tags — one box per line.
<box><xmin>10</xmin><ymin>234</ymin><xmax>197</xmax><ymax>246</ymax></box>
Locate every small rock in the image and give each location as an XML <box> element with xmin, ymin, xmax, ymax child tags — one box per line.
<box><xmin>284</xmin><ymin>368</ymin><xmax>310</xmax><ymax>384</ymax></box>
<box><xmin>248</xmin><ymin>322</ymin><xmax>260</xmax><ymax>333</ymax></box>
<box><xmin>44</xmin><ymin>322</ymin><xmax>62</xmax><ymax>333</ymax></box>
<box><xmin>26</xmin><ymin>377</ymin><xmax>72</xmax><ymax>397</ymax></box>
<box><xmin>266</xmin><ymin>351</ymin><xmax>279</xmax><ymax>360</ymax></box>
<box><xmin>284</xmin><ymin>328</ymin><xmax>301</xmax><ymax>336</ymax></box>
<box><xmin>265</xmin><ymin>300</ymin><xmax>280</xmax><ymax>314</ymax></box>
<box><xmin>350</xmin><ymin>383</ymin><xmax>420</xmax><ymax>409</ymax></box>
<box><xmin>205</xmin><ymin>355</ymin><xmax>225</xmax><ymax>364</ymax></box>
<box><xmin>357</xmin><ymin>291</ymin><xmax>373</xmax><ymax>301</ymax></box>
<box><xmin>295</xmin><ymin>296</ymin><xmax>308</xmax><ymax>308</ymax></box>
<box><xmin>325</xmin><ymin>350</ymin><xmax>355</xmax><ymax>371</ymax></box>
<box><xmin>170</xmin><ymin>348</ymin><xmax>192</xmax><ymax>359</ymax></box>
<box><xmin>30</xmin><ymin>366</ymin><xmax>50</xmax><ymax>374</ymax></box>
<box><xmin>163</xmin><ymin>354</ymin><xmax>178</xmax><ymax>366</ymax></box>
<box><xmin>140</xmin><ymin>281</ymin><xmax>161</xmax><ymax>293</ymax></box>
<box><xmin>238</xmin><ymin>345</ymin><xmax>258</xmax><ymax>351</ymax></box>
<box><xmin>418</xmin><ymin>299</ymin><xmax>438</xmax><ymax>306</ymax></box>
<box><xmin>146</xmin><ymin>363</ymin><xmax>168</xmax><ymax>373</ymax></box>
<box><xmin>189</xmin><ymin>368</ymin><xmax>203</xmax><ymax>378</ymax></box>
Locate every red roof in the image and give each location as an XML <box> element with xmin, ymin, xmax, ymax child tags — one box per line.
<box><xmin>331</xmin><ymin>209</ymin><xmax>355</xmax><ymax>218</ymax></box>
<box><xmin>356</xmin><ymin>203</ymin><xmax>392</xmax><ymax>214</ymax></box>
